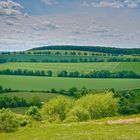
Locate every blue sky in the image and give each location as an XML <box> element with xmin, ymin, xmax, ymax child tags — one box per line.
<box><xmin>0</xmin><ymin>0</ymin><xmax>140</xmax><ymax>51</ymax></box>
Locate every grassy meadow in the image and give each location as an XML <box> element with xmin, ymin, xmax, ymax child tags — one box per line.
<box><xmin>0</xmin><ymin>115</ymin><xmax>140</xmax><ymax>140</ymax></box>
<box><xmin>0</xmin><ymin>75</ymin><xmax>140</xmax><ymax>91</ymax></box>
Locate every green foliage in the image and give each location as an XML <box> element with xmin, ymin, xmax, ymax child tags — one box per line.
<box><xmin>57</xmin><ymin>70</ymin><xmax>140</xmax><ymax>78</ymax></box>
<box><xmin>16</xmin><ymin>114</ymin><xmax>31</xmax><ymax>127</ymax></box>
<box><xmin>65</xmin><ymin>106</ymin><xmax>90</xmax><ymax>122</ymax></box>
<box><xmin>0</xmin><ymin>95</ymin><xmax>28</xmax><ymax>108</ymax></box>
<box><xmin>73</xmin><ymin>93</ymin><xmax>118</xmax><ymax>120</ymax></box>
<box><xmin>30</xmin><ymin>96</ymin><xmax>42</xmax><ymax>107</ymax></box>
<box><xmin>114</xmin><ymin>90</ymin><xmax>140</xmax><ymax>115</ymax></box>
<box><xmin>41</xmin><ymin>96</ymin><xmax>73</xmax><ymax>122</ymax></box>
<box><xmin>0</xmin><ymin>69</ymin><xmax>53</xmax><ymax>77</ymax></box>
<box><xmin>68</xmin><ymin>87</ymin><xmax>78</xmax><ymax>96</ymax></box>
<box><xmin>26</xmin><ymin>106</ymin><xmax>41</xmax><ymax>121</ymax></box>
<box><xmin>31</xmin><ymin>45</ymin><xmax>140</xmax><ymax>55</ymax></box>
<box><xmin>0</xmin><ymin>109</ymin><xmax>19</xmax><ymax>133</ymax></box>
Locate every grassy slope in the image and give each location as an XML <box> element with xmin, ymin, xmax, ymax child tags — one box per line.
<box><xmin>0</xmin><ymin>62</ymin><xmax>140</xmax><ymax>75</ymax></box>
<box><xmin>0</xmin><ymin>115</ymin><xmax>140</xmax><ymax>140</ymax></box>
<box><xmin>0</xmin><ymin>75</ymin><xmax>140</xmax><ymax>91</ymax></box>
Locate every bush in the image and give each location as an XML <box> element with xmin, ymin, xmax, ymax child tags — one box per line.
<box><xmin>0</xmin><ymin>109</ymin><xmax>19</xmax><ymax>132</ymax></box>
<box><xmin>26</xmin><ymin>106</ymin><xmax>41</xmax><ymax>121</ymax></box>
<box><xmin>116</xmin><ymin>91</ymin><xmax>140</xmax><ymax>115</ymax></box>
<box><xmin>41</xmin><ymin>96</ymin><xmax>73</xmax><ymax>122</ymax></box>
<box><xmin>74</xmin><ymin>92</ymin><xmax>118</xmax><ymax>120</ymax></box>
<box><xmin>16</xmin><ymin>114</ymin><xmax>31</xmax><ymax>127</ymax></box>
<box><xmin>30</xmin><ymin>96</ymin><xmax>42</xmax><ymax>107</ymax></box>
<box><xmin>63</xmin><ymin>116</ymin><xmax>79</xmax><ymax>123</ymax></box>
<box><xmin>65</xmin><ymin>106</ymin><xmax>90</xmax><ymax>122</ymax></box>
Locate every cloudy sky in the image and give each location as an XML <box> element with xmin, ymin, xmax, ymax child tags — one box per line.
<box><xmin>0</xmin><ymin>0</ymin><xmax>140</xmax><ymax>51</ymax></box>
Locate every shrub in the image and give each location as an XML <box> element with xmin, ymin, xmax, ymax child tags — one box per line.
<box><xmin>65</xmin><ymin>106</ymin><xmax>90</xmax><ymax>122</ymax></box>
<box><xmin>117</xmin><ymin>91</ymin><xmax>140</xmax><ymax>115</ymax></box>
<box><xmin>30</xmin><ymin>96</ymin><xmax>42</xmax><ymax>107</ymax></box>
<box><xmin>26</xmin><ymin>106</ymin><xmax>41</xmax><ymax>121</ymax></box>
<box><xmin>63</xmin><ymin>116</ymin><xmax>79</xmax><ymax>123</ymax></box>
<box><xmin>0</xmin><ymin>109</ymin><xmax>19</xmax><ymax>132</ymax></box>
<box><xmin>41</xmin><ymin>96</ymin><xmax>73</xmax><ymax>122</ymax></box>
<box><xmin>74</xmin><ymin>92</ymin><xmax>118</xmax><ymax>120</ymax></box>
<box><xmin>16</xmin><ymin>114</ymin><xmax>31</xmax><ymax>127</ymax></box>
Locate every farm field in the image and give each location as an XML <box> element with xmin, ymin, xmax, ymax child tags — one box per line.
<box><xmin>0</xmin><ymin>62</ymin><xmax>140</xmax><ymax>75</ymax></box>
<box><xmin>0</xmin><ymin>116</ymin><xmax>140</xmax><ymax>140</ymax></box>
<box><xmin>0</xmin><ymin>75</ymin><xmax>140</xmax><ymax>91</ymax></box>
<box><xmin>0</xmin><ymin>92</ymin><xmax>61</xmax><ymax>102</ymax></box>
<box><xmin>1</xmin><ymin>54</ymin><xmax>108</xmax><ymax>62</ymax></box>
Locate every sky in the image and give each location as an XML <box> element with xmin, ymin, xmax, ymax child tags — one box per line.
<box><xmin>0</xmin><ymin>0</ymin><xmax>140</xmax><ymax>51</ymax></box>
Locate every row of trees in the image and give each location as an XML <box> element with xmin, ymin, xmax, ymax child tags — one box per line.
<box><xmin>57</xmin><ymin>70</ymin><xmax>140</xmax><ymax>78</ymax></box>
<box><xmin>0</xmin><ymin>69</ymin><xmax>139</xmax><ymax>78</ymax></box>
<box><xmin>0</xmin><ymin>69</ymin><xmax>52</xmax><ymax>77</ymax></box>
<box><xmin>0</xmin><ymin>96</ymin><xmax>42</xmax><ymax>109</ymax></box>
<box><xmin>0</xmin><ymin>86</ymin><xmax>14</xmax><ymax>93</ymax></box>
<box><xmin>1</xmin><ymin>57</ymin><xmax>140</xmax><ymax>63</ymax></box>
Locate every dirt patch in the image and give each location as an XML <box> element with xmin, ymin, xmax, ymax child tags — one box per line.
<box><xmin>106</xmin><ymin>117</ymin><xmax>140</xmax><ymax>125</ymax></box>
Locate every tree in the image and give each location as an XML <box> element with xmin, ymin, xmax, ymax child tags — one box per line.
<box><xmin>0</xmin><ymin>86</ymin><xmax>3</xmax><ymax>93</ymax></box>
<box><xmin>65</xmin><ymin>106</ymin><xmax>90</xmax><ymax>122</ymax></box>
<box><xmin>57</xmin><ymin>70</ymin><xmax>68</xmax><ymax>77</ymax></box>
<box><xmin>0</xmin><ymin>109</ymin><xmax>19</xmax><ymax>132</ymax></box>
<box><xmin>41</xmin><ymin>97</ymin><xmax>73</xmax><ymax>122</ymax></box>
<box><xmin>68</xmin><ymin>87</ymin><xmax>78</xmax><ymax>96</ymax></box>
<box><xmin>47</xmin><ymin>70</ymin><xmax>53</xmax><ymax>77</ymax></box>
<box><xmin>75</xmin><ymin>92</ymin><xmax>118</xmax><ymax>119</ymax></box>
<box><xmin>30</xmin><ymin>96</ymin><xmax>42</xmax><ymax>107</ymax></box>
<box><xmin>26</xmin><ymin>106</ymin><xmax>41</xmax><ymax>121</ymax></box>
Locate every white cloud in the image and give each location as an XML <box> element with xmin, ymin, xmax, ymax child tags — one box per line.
<box><xmin>31</xmin><ymin>21</ymin><xmax>61</xmax><ymax>31</ymax></box>
<box><xmin>91</xmin><ymin>1</ymin><xmax>123</xmax><ymax>8</ymax></box>
<box><xmin>0</xmin><ymin>0</ymin><xmax>23</xmax><ymax>16</ymax></box>
<box><xmin>41</xmin><ymin>0</ymin><xmax>57</xmax><ymax>5</ymax></box>
<box><xmin>83</xmin><ymin>0</ymin><xmax>140</xmax><ymax>8</ymax></box>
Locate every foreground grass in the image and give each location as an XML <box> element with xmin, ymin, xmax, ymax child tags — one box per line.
<box><xmin>0</xmin><ymin>119</ymin><xmax>140</xmax><ymax>140</ymax></box>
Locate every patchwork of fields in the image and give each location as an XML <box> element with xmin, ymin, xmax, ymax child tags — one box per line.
<box><xmin>0</xmin><ymin>62</ymin><xmax>140</xmax><ymax>76</ymax></box>
<box><xmin>0</xmin><ymin>75</ymin><xmax>140</xmax><ymax>91</ymax></box>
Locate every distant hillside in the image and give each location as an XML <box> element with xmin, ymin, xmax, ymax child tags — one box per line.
<box><xmin>30</xmin><ymin>45</ymin><xmax>140</xmax><ymax>55</ymax></box>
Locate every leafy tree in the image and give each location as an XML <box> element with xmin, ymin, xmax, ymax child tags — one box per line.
<box><xmin>47</xmin><ymin>70</ymin><xmax>53</xmax><ymax>77</ymax></box>
<box><xmin>30</xmin><ymin>96</ymin><xmax>42</xmax><ymax>107</ymax></box>
<box><xmin>66</xmin><ymin>106</ymin><xmax>90</xmax><ymax>122</ymax></box>
<box><xmin>0</xmin><ymin>109</ymin><xmax>19</xmax><ymax>132</ymax></box>
<box><xmin>41</xmin><ymin>97</ymin><xmax>73</xmax><ymax>122</ymax></box>
<box><xmin>75</xmin><ymin>93</ymin><xmax>118</xmax><ymax>119</ymax></box>
<box><xmin>68</xmin><ymin>87</ymin><xmax>78</xmax><ymax>96</ymax></box>
<box><xmin>26</xmin><ymin>106</ymin><xmax>41</xmax><ymax>121</ymax></box>
<box><xmin>115</xmin><ymin>91</ymin><xmax>140</xmax><ymax>115</ymax></box>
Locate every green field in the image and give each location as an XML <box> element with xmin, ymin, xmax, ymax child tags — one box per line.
<box><xmin>0</xmin><ymin>75</ymin><xmax>140</xmax><ymax>91</ymax></box>
<box><xmin>0</xmin><ymin>62</ymin><xmax>140</xmax><ymax>76</ymax></box>
<box><xmin>0</xmin><ymin>92</ymin><xmax>60</xmax><ymax>102</ymax></box>
<box><xmin>0</xmin><ymin>119</ymin><xmax>140</xmax><ymax>140</ymax></box>
<box><xmin>1</xmin><ymin>54</ymin><xmax>107</xmax><ymax>62</ymax></box>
